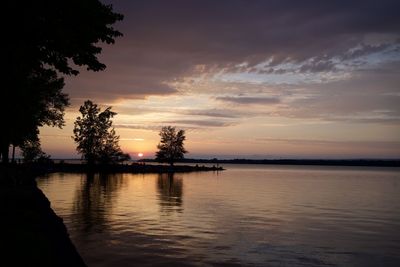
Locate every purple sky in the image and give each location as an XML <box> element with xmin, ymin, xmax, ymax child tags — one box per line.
<box><xmin>40</xmin><ymin>0</ymin><xmax>400</xmax><ymax>159</ymax></box>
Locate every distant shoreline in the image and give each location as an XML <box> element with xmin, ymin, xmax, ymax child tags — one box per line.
<box><xmin>139</xmin><ymin>159</ymin><xmax>400</xmax><ymax>167</ymax></box>
<box><xmin>21</xmin><ymin>158</ymin><xmax>400</xmax><ymax>168</ymax></box>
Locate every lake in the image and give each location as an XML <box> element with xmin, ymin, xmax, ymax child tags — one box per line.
<box><xmin>37</xmin><ymin>165</ymin><xmax>400</xmax><ymax>266</ymax></box>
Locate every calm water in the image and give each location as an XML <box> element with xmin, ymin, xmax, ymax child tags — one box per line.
<box><xmin>37</xmin><ymin>165</ymin><xmax>400</xmax><ymax>266</ymax></box>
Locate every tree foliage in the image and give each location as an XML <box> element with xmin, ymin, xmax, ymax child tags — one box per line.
<box><xmin>5</xmin><ymin>0</ymin><xmax>123</xmax><ymax>76</ymax></box>
<box><xmin>73</xmin><ymin>100</ymin><xmax>129</xmax><ymax>165</ymax></box>
<box><xmin>20</xmin><ymin>138</ymin><xmax>51</xmax><ymax>163</ymax></box>
<box><xmin>1</xmin><ymin>1</ymin><xmax>123</xmax><ymax>163</ymax></box>
<box><xmin>156</xmin><ymin>126</ymin><xmax>187</xmax><ymax>166</ymax></box>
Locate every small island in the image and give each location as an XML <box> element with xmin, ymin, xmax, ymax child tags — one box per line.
<box><xmin>23</xmin><ymin>162</ymin><xmax>224</xmax><ymax>175</ymax></box>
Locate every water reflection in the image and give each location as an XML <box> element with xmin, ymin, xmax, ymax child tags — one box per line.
<box><xmin>156</xmin><ymin>173</ymin><xmax>183</xmax><ymax>213</ymax></box>
<box><xmin>72</xmin><ymin>173</ymin><xmax>125</xmax><ymax>232</ymax></box>
<box><xmin>37</xmin><ymin>167</ymin><xmax>400</xmax><ymax>267</ymax></box>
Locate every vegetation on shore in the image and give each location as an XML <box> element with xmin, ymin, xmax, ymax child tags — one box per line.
<box><xmin>156</xmin><ymin>126</ymin><xmax>188</xmax><ymax>166</ymax></box>
<box><xmin>4</xmin><ymin>162</ymin><xmax>223</xmax><ymax>175</ymax></box>
<box><xmin>73</xmin><ymin>100</ymin><xmax>130</xmax><ymax>165</ymax></box>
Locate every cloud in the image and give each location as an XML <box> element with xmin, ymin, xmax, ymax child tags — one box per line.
<box><xmin>64</xmin><ymin>0</ymin><xmax>400</xmax><ymax>103</ymax></box>
<box><xmin>114</xmin><ymin>119</ymin><xmax>236</xmax><ymax>131</ymax></box>
<box><xmin>162</xmin><ymin>120</ymin><xmax>234</xmax><ymax>128</ymax></box>
<box><xmin>274</xmin><ymin>61</ymin><xmax>400</xmax><ymax>122</ymax></box>
<box><xmin>119</xmin><ymin>138</ymin><xmax>144</xmax><ymax>141</ymax></box>
<box><xmin>216</xmin><ymin>96</ymin><xmax>280</xmax><ymax>105</ymax></box>
<box><xmin>181</xmin><ymin>109</ymin><xmax>239</xmax><ymax>118</ymax></box>
<box><xmin>341</xmin><ymin>43</ymin><xmax>395</xmax><ymax>61</ymax></box>
<box><xmin>64</xmin><ymin>66</ymin><xmax>177</xmax><ymax>103</ymax></box>
<box><xmin>298</xmin><ymin>60</ymin><xmax>337</xmax><ymax>73</ymax></box>
<box><xmin>114</xmin><ymin>119</ymin><xmax>234</xmax><ymax>131</ymax></box>
<box><xmin>114</xmin><ymin>124</ymin><xmax>162</xmax><ymax>131</ymax></box>
<box><xmin>256</xmin><ymin>137</ymin><xmax>400</xmax><ymax>147</ymax></box>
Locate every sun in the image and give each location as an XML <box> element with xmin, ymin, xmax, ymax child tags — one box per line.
<box><xmin>138</xmin><ymin>153</ymin><xmax>144</xmax><ymax>157</ymax></box>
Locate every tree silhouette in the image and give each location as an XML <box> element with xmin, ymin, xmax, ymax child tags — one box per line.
<box><xmin>2</xmin><ymin>69</ymin><xmax>69</xmax><ymax>163</ymax></box>
<box><xmin>73</xmin><ymin>100</ymin><xmax>129</xmax><ymax>165</ymax></box>
<box><xmin>156</xmin><ymin>126</ymin><xmax>187</xmax><ymax>166</ymax></box>
<box><xmin>1</xmin><ymin>1</ymin><xmax>123</xmax><ymax>162</ymax></box>
<box><xmin>20</xmin><ymin>138</ymin><xmax>50</xmax><ymax>163</ymax></box>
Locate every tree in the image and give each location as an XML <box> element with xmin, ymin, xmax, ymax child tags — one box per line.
<box><xmin>20</xmin><ymin>138</ymin><xmax>51</xmax><ymax>163</ymax></box>
<box><xmin>2</xmin><ymin>69</ymin><xmax>69</xmax><ymax>163</ymax></box>
<box><xmin>1</xmin><ymin>1</ymin><xmax>123</xmax><ymax>163</ymax></box>
<box><xmin>73</xmin><ymin>100</ymin><xmax>129</xmax><ymax>165</ymax></box>
<box><xmin>156</xmin><ymin>126</ymin><xmax>187</xmax><ymax>166</ymax></box>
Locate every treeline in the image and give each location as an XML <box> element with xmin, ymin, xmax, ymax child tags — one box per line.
<box><xmin>73</xmin><ymin>104</ymin><xmax>187</xmax><ymax>166</ymax></box>
<box><xmin>9</xmin><ymin>99</ymin><xmax>189</xmax><ymax>167</ymax></box>
<box><xmin>140</xmin><ymin>158</ymin><xmax>400</xmax><ymax>167</ymax></box>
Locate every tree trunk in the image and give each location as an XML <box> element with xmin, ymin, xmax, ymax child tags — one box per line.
<box><xmin>12</xmin><ymin>145</ymin><xmax>15</xmax><ymax>163</ymax></box>
<box><xmin>1</xmin><ymin>142</ymin><xmax>9</xmax><ymax>164</ymax></box>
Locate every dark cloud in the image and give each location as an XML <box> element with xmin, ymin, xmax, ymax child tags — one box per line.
<box><xmin>216</xmin><ymin>96</ymin><xmax>280</xmax><ymax>105</ymax></box>
<box><xmin>114</xmin><ymin>0</ymin><xmax>399</xmax><ymax>62</ymax></box>
<box><xmin>64</xmin><ymin>0</ymin><xmax>400</xmax><ymax>102</ymax></box>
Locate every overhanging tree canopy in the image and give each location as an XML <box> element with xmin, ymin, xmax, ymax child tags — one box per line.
<box><xmin>1</xmin><ymin>0</ymin><xmax>123</xmax><ymax>162</ymax></box>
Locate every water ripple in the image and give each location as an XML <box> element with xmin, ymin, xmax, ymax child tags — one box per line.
<box><xmin>37</xmin><ymin>166</ymin><xmax>400</xmax><ymax>266</ymax></box>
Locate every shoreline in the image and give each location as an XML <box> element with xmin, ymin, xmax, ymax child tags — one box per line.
<box><xmin>141</xmin><ymin>159</ymin><xmax>400</xmax><ymax>167</ymax></box>
<box><xmin>48</xmin><ymin>159</ymin><xmax>400</xmax><ymax>168</ymax></box>
<box><xmin>0</xmin><ymin>166</ymin><xmax>86</xmax><ymax>267</ymax></box>
<box><xmin>26</xmin><ymin>163</ymin><xmax>225</xmax><ymax>175</ymax></box>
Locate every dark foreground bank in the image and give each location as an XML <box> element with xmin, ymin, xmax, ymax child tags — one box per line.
<box><xmin>0</xmin><ymin>166</ymin><xmax>86</xmax><ymax>267</ymax></box>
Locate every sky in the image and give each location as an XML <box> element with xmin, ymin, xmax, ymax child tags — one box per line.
<box><xmin>40</xmin><ymin>0</ymin><xmax>400</xmax><ymax>159</ymax></box>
